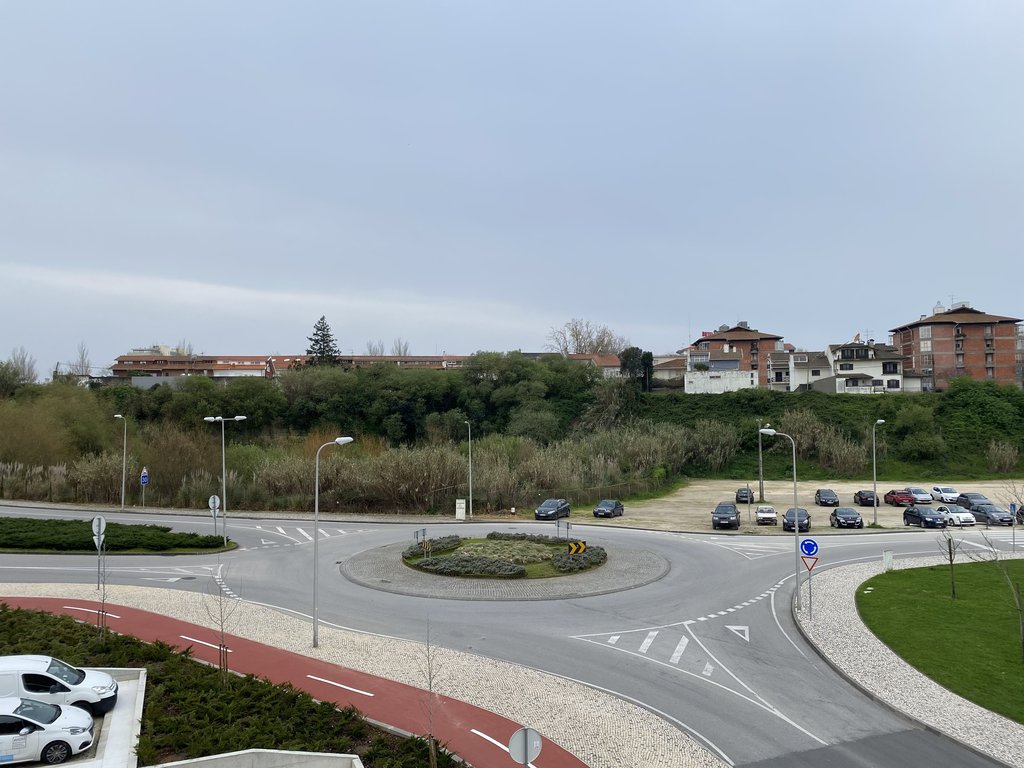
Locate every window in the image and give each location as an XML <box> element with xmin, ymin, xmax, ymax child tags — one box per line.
<box><xmin>882</xmin><ymin>362</ymin><xmax>899</xmax><ymax>374</ymax></box>
<box><xmin>955</xmin><ymin>340</ymin><xmax>963</xmax><ymax>352</ymax></box>
<box><xmin>955</xmin><ymin>353</ymin><xmax>964</xmax><ymax>367</ymax></box>
<box><xmin>872</xmin><ymin>379</ymin><xmax>883</xmax><ymax>387</ymax></box>
<box><xmin>774</xmin><ymin>371</ymin><xmax>784</xmax><ymax>382</ymax></box>
<box><xmin>985</xmin><ymin>325</ymin><xmax>993</xmax><ymax>336</ymax></box>
<box><xmin>920</xmin><ymin>340</ymin><xmax>932</xmax><ymax>352</ymax></box>
<box><xmin>839</xmin><ymin>363</ymin><xmax>853</xmax><ymax>371</ymax></box>
<box><xmin>920</xmin><ymin>325</ymin><xmax>932</xmax><ymax>339</ymax></box>
<box><xmin>922</xmin><ymin>353</ymin><xmax>934</xmax><ymax>367</ymax></box>
<box><xmin>985</xmin><ymin>338</ymin><xmax>994</xmax><ymax>350</ymax></box>
<box><xmin>811</xmin><ymin>369</ymin><xmax>820</xmax><ymax>376</ymax></box>
<box><xmin>887</xmin><ymin>379</ymin><xmax>900</xmax><ymax>389</ymax></box>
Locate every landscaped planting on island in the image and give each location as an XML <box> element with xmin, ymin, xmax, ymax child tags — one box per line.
<box><xmin>402</xmin><ymin>531</ymin><xmax>607</xmax><ymax>578</ymax></box>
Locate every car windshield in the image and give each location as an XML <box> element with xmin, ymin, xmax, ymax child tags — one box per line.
<box><xmin>836</xmin><ymin>509</ymin><xmax>857</xmax><ymax>516</ymax></box>
<box><xmin>46</xmin><ymin>657</ymin><xmax>85</xmax><ymax>685</ymax></box>
<box><xmin>597</xmin><ymin>500</ymin><xmax>615</xmax><ymax>507</ymax></box>
<box><xmin>908</xmin><ymin>488</ymin><xmax>925</xmax><ymax>494</ymax></box>
<box><xmin>938</xmin><ymin>487</ymin><xmax>956</xmax><ymax>493</ymax></box>
<box><xmin>14</xmin><ymin>698</ymin><xmax>61</xmax><ymax>725</ymax></box>
<box><xmin>784</xmin><ymin>509</ymin><xmax>808</xmax><ymax>520</ymax></box>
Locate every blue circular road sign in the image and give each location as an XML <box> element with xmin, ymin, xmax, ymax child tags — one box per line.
<box><xmin>800</xmin><ymin>538</ymin><xmax>819</xmax><ymax>557</ymax></box>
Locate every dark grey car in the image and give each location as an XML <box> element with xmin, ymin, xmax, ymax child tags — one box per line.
<box><xmin>830</xmin><ymin>507</ymin><xmax>863</xmax><ymax>528</ymax></box>
<box><xmin>712</xmin><ymin>502</ymin><xmax>740</xmax><ymax>530</ymax></box>
<box><xmin>970</xmin><ymin>504</ymin><xmax>1013</xmax><ymax>526</ymax></box>
<box><xmin>534</xmin><ymin>498</ymin><xmax>570</xmax><ymax>520</ymax></box>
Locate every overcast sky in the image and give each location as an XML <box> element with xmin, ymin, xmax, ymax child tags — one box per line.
<box><xmin>1</xmin><ymin>2</ymin><xmax>1021</xmax><ymax>377</ymax></box>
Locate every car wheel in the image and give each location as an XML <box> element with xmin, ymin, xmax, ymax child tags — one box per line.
<box><xmin>904</xmin><ymin>516</ymin><xmax>909</xmax><ymax>526</ymax></box>
<box><xmin>712</xmin><ymin>521</ymin><xmax>717</xmax><ymax>529</ymax></box>
<box><xmin>42</xmin><ymin>742</ymin><xmax>71</xmax><ymax>765</ymax></box>
<box><xmin>858</xmin><ymin>522</ymin><xmax>864</xmax><ymax>529</ymax></box>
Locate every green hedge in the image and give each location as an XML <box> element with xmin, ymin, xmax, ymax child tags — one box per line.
<box><xmin>0</xmin><ymin>518</ymin><xmax>225</xmax><ymax>552</ymax></box>
<box><xmin>414</xmin><ymin>553</ymin><xmax>526</xmax><ymax>578</ymax></box>
<box><xmin>401</xmin><ymin>535</ymin><xmax>461</xmax><ymax>559</ymax></box>
<box><xmin>552</xmin><ymin>545</ymin><xmax>607</xmax><ymax>572</ymax></box>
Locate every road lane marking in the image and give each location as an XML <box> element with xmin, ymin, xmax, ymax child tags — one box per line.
<box><xmin>307</xmin><ymin>674</ymin><xmax>374</xmax><ymax>697</ymax></box>
<box><xmin>726</xmin><ymin>626</ymin><xmax>750</xmax><ymax>642</ymax></box>
<box><xmin>670</xmin><ymin>637</ymin><xmax>689</xmax><ymax>664</ymax></box>
<box><xmin>638</xmin><ymin>631</ymin><xmax>658</xmax><ymax>653</ymax></box>
<box><xmin>63</xmin><ymin>606</ymin><xmax>121</xmax><ymax>619</ymax></box>
<box><xmin>470</xmin><ymin>729</ymin><xmax>537</xmax><ymax>768</ymax></box>
<box><xmin>607</xmin><ymin>635</ymin><xmax>620</xmax><ymax>645</ymax></box>
<box><xmin>180</xmin><ymin>635</ymin><xmax>233</xmax><ymax>651</ymax></box>
<box><xmin>297</xmin><ymin>528</ymin><xmax>313</xmax><ymax>541</ymax></box>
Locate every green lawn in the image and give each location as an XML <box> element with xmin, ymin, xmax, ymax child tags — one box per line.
<box><xmin>857</xmin><ymin>560</ymin><xmax>1024</xmax><ymax>723</ymax></box>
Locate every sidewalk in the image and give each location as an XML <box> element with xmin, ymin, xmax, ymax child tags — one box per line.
<box><xmin>0</xmin><ymin>585</ymin><xmax>721</xmax><ymax>768</ymax></box>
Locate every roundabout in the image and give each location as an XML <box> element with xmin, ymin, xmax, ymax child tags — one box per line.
<box><xmin>341</xmin><ymin>540</ymin><xmax>671</xmax><ymax>600</ymax></box>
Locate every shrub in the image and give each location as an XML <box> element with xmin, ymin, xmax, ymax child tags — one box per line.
<box><xmin>551</xmin><ymin>545</ymin><xmax>607</xmax><ymax>572</ymax></box>
<box><xmin>987</xmin><ymin>440</ymin><xmax>1020</xmax><ymax>473</ymax></box>
<box><xmin>485</xmin><ymin>531</ymin><xmax>561</xmax><ymax>544</ymax></box>
<box><xmin>402</xmin><ymin>535</ymin><xmax>461</xmax><ymax>559</ymax></box>
<box><xmin>413</xmin><ymin>553</ymin><xmax>526</xmax><ymax>578</ymax></box>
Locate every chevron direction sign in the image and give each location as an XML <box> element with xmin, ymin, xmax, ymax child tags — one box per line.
<box><xmin>568</xmin><ymin>540</ymin><xmax>587</xmax><ymax>555</ymax></box>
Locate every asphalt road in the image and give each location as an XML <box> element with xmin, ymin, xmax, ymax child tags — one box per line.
<box><xmin>0</xmin><ymin>504</ymin><xmax>1015</xmax><ymax>768</ymax></box>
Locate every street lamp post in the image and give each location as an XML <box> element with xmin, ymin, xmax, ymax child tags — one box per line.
<box><xmin>313</xmin><ymin>436</ymin><xmax>354</xmax><ymax>648</ymax></box>
<box><xmin>113</xmin><ymin>415</ymin><xmax>127</xmax><ymax>511</ymax></box>
<box><xmin>757</xmin><ymin>422</ymin><xmax>769</xmax><ymax>502</ymax></box>
<box><xmin>872</xmin><ymin>419</ymin><xmax>885</xmax><ymax>526</ymax></box>
<box><xmin>760</xmin><ymin>428</ymin><xmax>802</xmax><ymax>611</ymax></box>
<box><xmin>465</xmin><ymin>420</ymin><xmax>473</xmax><ymax>519</ymax></box>
<box><xmin>204</xmin><ymin>415</ymin><xmax>247</xmax><ymax>545</ymax></box>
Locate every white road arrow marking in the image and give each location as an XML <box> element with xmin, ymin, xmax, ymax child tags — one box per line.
<box><xmin>726</xmin><ymin>625</ymin><xmax>750</xmax><ymax>642</ymax></box>
<box><xmin>702</xmin><ymin>662</ymin><xmax>714</xmax><ymax>676</ymax></box>
<box><xmin>261</xmin><ymin>539</ymin><xmax>276</xmax><ymax>545</ymax></box>
<box><xmin>607</xmin><ymin>635</ymin><xmax>620</xmax><ymax>645</ymax></box>
<box><xmin>670</xmin><ymin>636</ymin><xmax>689</xmax><ymax>664</ymax></box>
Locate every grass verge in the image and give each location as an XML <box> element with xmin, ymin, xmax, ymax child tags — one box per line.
<box><xmin>857</xmin><ymin>560</ymin><xmax>1024</xmax><ymax>723</ymax></box>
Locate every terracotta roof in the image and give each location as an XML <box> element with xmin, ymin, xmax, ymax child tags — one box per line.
<box><xmin>690</xmin><ymin>325</ymin><xmax>783</xmax><ymax>346</ymax></box>
<box><xmin>890</xmin><ymin>306</ymin><xmax>1021</xmax><ymax>332</ymax></box>
<box><xmin>568</xmin><ymin>353</ymin><xmax>621</xmax><ymax>367</ymax></box>
<box><xmin>653</xmin><ymin>358</ymin><xmax>686</xmax><ymax>370</ymax></box>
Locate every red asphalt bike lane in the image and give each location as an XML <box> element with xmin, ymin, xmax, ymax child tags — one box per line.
<box><xmin>3</xmin><ymin>597</ymin><xmax>588</xmax><ymax>768</ymax></box>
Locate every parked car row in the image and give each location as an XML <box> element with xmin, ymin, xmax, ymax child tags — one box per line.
<box><xmin>534</xmin><ymin>498</ymin><xmax>630</xmax><ymax>520</ymax></box>
<box><xmin>0</xmin><ymin>654</ymin><xmax>119</xmax><ymax>765</ymax></box>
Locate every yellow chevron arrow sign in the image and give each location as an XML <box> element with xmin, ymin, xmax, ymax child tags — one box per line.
<box><xmin>567</xmin><ymin>541</ymin><xmax>587</xmax><ymax>555</ymax></box>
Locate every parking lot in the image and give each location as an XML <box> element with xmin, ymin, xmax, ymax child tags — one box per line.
<box><xmin>569</xmin><ymin>478</ymin><xmax>1024</xmax><ymax>534</ymax></box>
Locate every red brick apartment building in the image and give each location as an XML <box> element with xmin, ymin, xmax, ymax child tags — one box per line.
<box><xmin>686</xmin><ymin>322</ymin><xmax>785</xmax><ymax>387</ymax></box>
<box><xmin>889</xmin><ymin>303</ymin><xmax>1023</xmax><ymax>391</ymax></box>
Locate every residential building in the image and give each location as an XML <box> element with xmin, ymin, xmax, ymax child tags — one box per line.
<box><xmin>685</xmin><ymin>322</ymin><xmax>785</xmax><ymax>387</ymax></box>
<box><xmin>111</xmin><ymin>346</ymin><xmax>469</xmax><ymax>381</ymax></box>
<box><xmin>889</xmin><ymin>303</ymin><xmax>1023</xmax><ymax>391</ymax></box>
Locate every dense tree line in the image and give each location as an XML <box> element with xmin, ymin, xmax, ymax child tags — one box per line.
<box><xmin>0</xmin><ymin>357</ymin><xmax>1021</xmax><ymax>513</ymax></box>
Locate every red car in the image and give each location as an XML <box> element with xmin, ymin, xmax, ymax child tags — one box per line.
<box><xmin>884</xmin><ymin>489</ymin><xmax>915</xmax><ymax>506</ymax></box>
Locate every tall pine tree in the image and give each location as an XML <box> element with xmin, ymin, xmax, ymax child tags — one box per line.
<box><xmin>305</xmin><ymin>315</ymin><xmax>341</xmax><ymax>367</ymax></box>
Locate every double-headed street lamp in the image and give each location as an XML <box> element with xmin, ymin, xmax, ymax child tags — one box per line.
<box><xmin>204</xmin><ymin>415</ymin><xmax>246</xmax><ymax>544</ymax></box>
<box><xmin>113</xmin><ymin>414</ymin><xmax>128</xmax><ymax>511</ymax></box>
<box><xmin>872</xmin><ymin>419</ymin><xmax>885</xmax><ymax>526</ymax></box>
<box><xmin>760</xmin><ymin>428</ymin><xmax>803</xmax><ymax>611</ymax></box>
<box><xmin>465</xmin><ymin>420</ymin><xmax>473</xmax><ymax>519</ymax></box>
<box><xmin>313</xmin><ymin>436</ymin><xmax>354</xmax><ymax>648</ymax></box>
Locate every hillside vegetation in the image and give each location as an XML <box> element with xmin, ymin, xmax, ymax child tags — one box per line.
<box><xmin>0</xmin><ymin>359</ymin><xmax>1021</xmax><ymax>513</ymax></box>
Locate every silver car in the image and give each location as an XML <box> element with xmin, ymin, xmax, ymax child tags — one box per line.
<box><xmin>905</xmin><ymin>487</ymin><xmax>933</xmax><ymax>505</ymax></box>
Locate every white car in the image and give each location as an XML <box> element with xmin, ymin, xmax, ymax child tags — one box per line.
<box><xmin>0</xmin><ymin>697</ymin><xmax>94</xmax><ymax>764</ymax></box>
<box><xmin>937</xmin><ymin>505</ymin><xmax>976</xmax><ymax>527</ymax></box>
<box><xmin>755</xmin><ymin>505</ymin><xmax>778</xmax><ymax>525</ymax></box>
<box><xmin>931</xmin><ymin>485</ymin><xmax>960</xmax><ymax>504</ymax></box>
<box><xmin>905</xmin><ymin>487</ymin><xmax>932</xmax><ymax>504</ymax></box>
